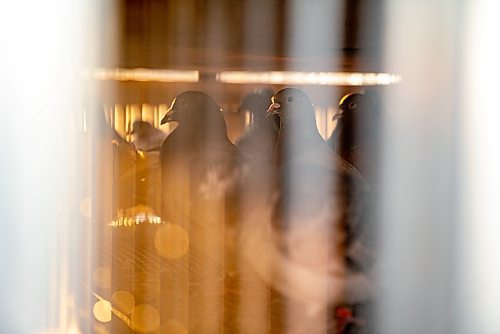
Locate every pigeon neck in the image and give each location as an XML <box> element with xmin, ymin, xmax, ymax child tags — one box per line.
<box><xmin>174</xmin><ymin>121</ymin><xmax>230</xmax><ymax>146</ymax></box>
<box><xmin>274</xmin><ymin>115</ymin><xmax>325</xmax><ymax>165</ymax></box>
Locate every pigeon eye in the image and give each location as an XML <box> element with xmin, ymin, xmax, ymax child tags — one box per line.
<box><xmin>349</xmin><ymin>102</ymin><xmax>357</xmax><ymax>109</ymax></box>
<box><xmin>287</xmin><ymin>96</ymin><xmax>295</xmax><ymax>103</ymax></box>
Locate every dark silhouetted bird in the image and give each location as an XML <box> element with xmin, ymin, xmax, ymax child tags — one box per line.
<box><xmin>236</xmin><ymin>89</ymin><xmax>280</xmax><ymax>162</ymax></box>
<box><xmin>159</xmin><ymin>91</ymin><xmax>240</xmax><ymax>202</ymax></box>
<box><xmin>267</xmin><ymin>88</ymin><xmax>359</xmax><ymax>172</ymax></box>
<box><xmin>238</xmin><ymin>88</ymin><xmax>374</xmax><ymax>331</ymax></box>
<box><xmin>327</xmin><ymin>92</ymin><xmax>381</xmax><ymax>183</ymax></box>
<box><xmin>130</xmin><ymin>120</ymin><xmax>167</xmax><ymax>152</ymax></box>
<box><xmin>326</xmin><ymin>92</ymin><xmax>381</xmax><ymax>334</ymax></box>
<box><xmin>158</xmin><ymin>91</ymin><xmax>242</xmax><ymax>333</ymax></box>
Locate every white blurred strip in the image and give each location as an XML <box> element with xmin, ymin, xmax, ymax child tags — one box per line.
<box><xmin>217</xmin><ymin>71</ymin><xmax>401</xmax><ymax>86</ymax></box>
<box><xmin>458</xmin><ymin>0</ymin><xmax>500</xmax><ymax>332</ymax></box>
<box><xmin>91</xmin><ymin>68</ymin><xmax>199</xmax><ymax>82</ymax></box>
<box><xmin>0</xmin><ymin>0</ymin><xmax>93</xmax><ymax>333</ymax></box>
<box><xmin>378</xmin><ymin>1</ymin><xmax>459</xmax><ymax>333</ymax></box>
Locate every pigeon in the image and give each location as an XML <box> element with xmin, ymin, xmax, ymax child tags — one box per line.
<box><xmin>159</xmin><ymin>91</ymin><xmax>240</xmax><ymax>203</ymax></box>
<box><xmin>237</xmin><ymin>88</ymin><xmax>374</xmax><ymax>332</ymax></box>
<box><xmin>326</xmin><ymin>92</ymin><xmax>381</xmax><ymax>333</ymax></box>
<box><xmin>130</xmin><ymin>120</ymin><xmax>167</xmax><ymax>152</ymax></box>
<box><xmin>267</xmin><ymin>88</ymin><xmax>360</xmax><ymax>171</ymax></box>
<box><xmin>158</xmin><ymin>91</ymin><xmax>242</xmax><ymax>333</ymax></box>
<box><xmin>236</xmin><ymin>89</ymin><xmax>280</xmax><ymax>162</ymax></box>
<box><xmin>327</xmin><ymin>92</ymin><xmax>381</xmax><ymax>183</ymax></box>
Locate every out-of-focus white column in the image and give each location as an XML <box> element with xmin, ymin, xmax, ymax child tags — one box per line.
<box><xmin>0</xmin><ymin>1</ymin><xmax>97</xmax><ymax>333</ymax></box>
<box><xmin>378</xmin><ymin>0</ymin><xmax>461</xmax><ymax>333</ymax></box>
<box><xmin>456</xmin><ymin>1</ymin><xmax>500</xmax><ymax>332</ymax></box>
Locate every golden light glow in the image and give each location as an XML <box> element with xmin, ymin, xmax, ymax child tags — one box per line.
<box><xmin>244</xmin><ymin>111</ymin><xmax>253</xmax><ymax>127</ymax></box>
<box><xmin>114</xmin><ymin>104</ymin><xmax>126</xmax><ymax>139</ymax></box>
<box><xmin>154</xmin><ymin>223</ymin><xmax>190</xmax><ymax>259</ymax></box>
<box><xmin>109</xmin><ymin>205</ymin><xmax>164</xmax><ymax>227</ymax></box>
<box><xmin>111</xmin><ymin>290</ymin><xmax>135</xmax><ymax>315</ymax></box>
<box><xmin>93</xmin><ymin>300</ymin><xmax>112</xmax><ymax>323</ymax></box>
<box><xmin>88</xmin><ymin>68</ymin><xmax>400</xmax><ymax>86</ymax></box>
<box><xmin>216</xmin><ymin>71</ymin><xmax>402</xmax><ymax>86</ymax></box>
<box><xmin>130</xmin><ymin>304</ymin><xmax>161</xmax><ymax>332</ymax></box>
<box><xmin>91</xmin><ymin>68</ymin><xmax>200</xmax><ymax>83</ymax></box>
<box><xmin>141</xmin><ymin>104</ymin><xmax>155</xmax><ymax>124</ymax></box>
<box><xmin>92</xmin><ymin>267</ymin><xmax>112</xmax><ymax>289</ymax></box>
<box><xmin>158</xmin><ymin>104</ymin><xmax>170</xmax><ymax>129</ymax></box>
<box><xmin>163</xmin><ymin>319</ymin><xmax>188</xmax><ymax>334</ymax></box>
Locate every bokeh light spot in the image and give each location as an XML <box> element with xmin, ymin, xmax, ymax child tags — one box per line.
<box><xmin>111</xmin><ymin>290</ymin><xmax>135</xmax><ymax>315</ymax></box>
<box><xmin>93</xmin><ymin>300</ymin><xmax>112</xmax><ymax>323</ymax></box>
<box><xmin>154</xmin><ymin>223</ymin><xmax>189</xmax><ymax>259</ymax></box>
<box><xmin>130</xmin><ymin>304</ymin><xmax>160</xmax><ymax>332</ymax></box>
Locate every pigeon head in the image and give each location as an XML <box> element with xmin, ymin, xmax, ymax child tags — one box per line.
<box><xmin>130</xmin><ymin>120</ymin><xmax>153</xmax><ymax>135</ymax></box>
<box><xmin>339</xmin><ymin>92</ymin><xmax>364</xmax><ymax>110</ymax></box>
<box><xmin>267</xmin><ymin>88</ymin><xmax>315</xmax><ymax>124</ymax></box>
<box><xmin>161</xmin><ymin>91</ymin><xmax>225</xmax><ymax>129</ymax></box>
<box><xmin>129</xmin><ymin>121</ymin><xmax>152</xmax><ymax>145</ymax></box>
<box><xmin>334</xmin><ymin>92</ymin><xmax>380</xmax><ymax>142</ymax></box>
<box><xmin>331</xmin><ymin>92</ymin><xmax>380</xmax><ymax>178</ymax></box>
<box><xmin>335</xmin><ymin>92</ymin><xmax>376</xmax><ymax>121</ymax></box>
<box><xmin>239</xmin><ymin>88</ymin><xmax>279</xmax><ymax>127</ymax></box>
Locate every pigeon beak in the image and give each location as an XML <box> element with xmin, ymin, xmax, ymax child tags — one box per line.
<box><xmin>161</xmin><ymin>108</ymin><xmax>177</xmax><ymax>124</ymax></box>
<box><xmin>266</xmin><ymin>102</ymin><xmax>281</xmax><ymax>117</ymax></box>
<box><xmin>332</xmin><ymin>109</ymin><xmax>343</xmax><ymax>121</ymax></box>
